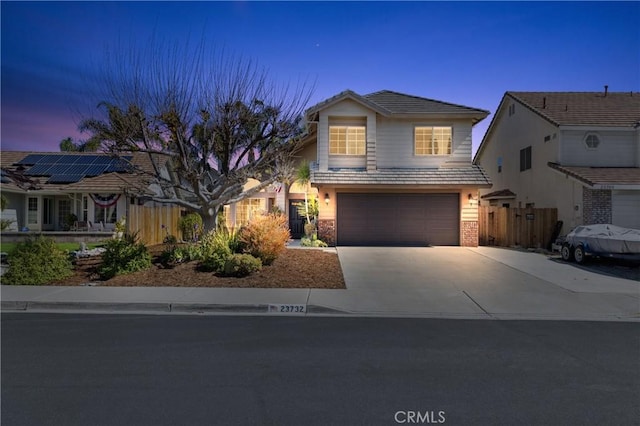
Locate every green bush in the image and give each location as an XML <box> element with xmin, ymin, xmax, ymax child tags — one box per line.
<box><xmin>222</xmin><ymin>254</ymin><xmax>262</xmax><ymax>277</ymax></box>
<box><xmin>2</xmin><ymin>236</ymin><xmax>73</xmax><ymax>285</ymax></box>
<box><xmin>301</xmin><ymin>236</ymin><xmax>328</xmax><ymax>247</ymax></box>
<box><xmin>163</xmin><ymin>234</ymin><xmax>178</xmax><ymax>244</ymax></box>
<box><xmin>99</xmin><ymin>233</ymin><xmax>151</xmax><ymax>279</ymax></box>
<box><xmin>238</xmin><ymin>213</ymin><xmax>290</xmax><ymax>265</ymax></box>
<box><xmin>159</xmin><ymin>243</ymin><xmax>202</xmax><ymax>267</ymax></box>
<box><xmin>178</xmin><ymin>213</ymin><xmax>203</xmax><ymax>242</ymax></box>
<box><xmin>198</xmin><ymin>230</ymin><xmax>232</xmax><ymax>272</ymax></box>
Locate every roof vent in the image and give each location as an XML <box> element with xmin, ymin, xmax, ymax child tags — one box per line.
<box><xmin>542</xmin><ymin>97</ymin><xmax>546</xmax><ymax>109</ymax></box>
<box><xmin>604</xmin><ymin>85</ymin><xmax>608</xmax><ymax>97</ymax></box>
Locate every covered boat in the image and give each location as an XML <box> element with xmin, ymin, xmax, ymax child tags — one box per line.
<box><xmin>565</xmin><ymin>224</ymin><xmax>640</xmax><ymax>255</ymax></box>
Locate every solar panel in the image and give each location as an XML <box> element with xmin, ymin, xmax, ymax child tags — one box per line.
<box><xmin>18</xmin><ymin>154</ymin><xmax>135</xmax><ymax>182</ymax></box>
<box><xmin>24</xmin><ymin>164</ymin><xmax>54</xmax><ymax>176</ymax></box>
<box><xmin>65</xmin><ymin>164</ymin><xmax>88</xmax><ymax>174</ymax></box>
<box><xmin>46</xmin><ymin>165</ymin><xmax>72</xmax><ymax>175</ymax></box>
<box><xmin>16</xmin><ymin>154</ymin><xmax>45</xmax><ymax>165</ymax></box>
<box><xmin>47</xmin><ymin>175</ymin><xmax>84</xmax><ymax>183</ymax></box>
<box><xmin>92</xmin><ymin>156</ymin><xmax>113</xmax><ymax>165</ymax></box>
<box><xmin>106</xmin><ymin>157</ymin><xmax>133</xmax><ymax>172</ymax></box>
<box><xmin>54</xmin><ymin>155</ymin><xmax>82</xmax><ymax>165</ymax></box>
<box><xmin>37</xmin><ymin>154</ymin><xmax>66</xmax><ymax>164</ymax></box>
<box><xmin>85</xmin><ymin>164</ymin><xmax>109</xmax><ymax>176</ymax></box>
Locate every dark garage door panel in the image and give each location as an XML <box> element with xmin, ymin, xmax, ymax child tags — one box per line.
<box><xmin>337</xmin><ymin>193</ymin><xmax>459</xmax><ymax>246</ymax></box>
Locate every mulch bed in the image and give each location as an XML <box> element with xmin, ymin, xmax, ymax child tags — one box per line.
<box><xmin>52</xmin><ymin>246</ymin><xmax>346</xmax><ymax>289</ymax></box>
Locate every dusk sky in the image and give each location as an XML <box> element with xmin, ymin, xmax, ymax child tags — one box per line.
<box><xmin>1</xmin><ymin>1</ymin><xmax>638</xmax><ymax>154</ymax></box>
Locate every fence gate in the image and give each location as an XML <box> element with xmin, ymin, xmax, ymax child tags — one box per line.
<box><xmin>127</xmin><ymin>204</ymin><xmax>183</xmax><ymax>245</ymax></box>
<box><xmin>478</xmin><ymin>206</ymin><xmax>558</xmax><ymax>249</ymax></box>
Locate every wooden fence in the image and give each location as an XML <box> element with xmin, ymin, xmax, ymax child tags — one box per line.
<box><xmin>127</xmin><ymin>204</ymin><xmax>183</xmax><ymax>246</ymax></box>
<box><xmin>478</xmin><ymin>206</ymin><xmax>558</xmax><ymax>249</ymax></box>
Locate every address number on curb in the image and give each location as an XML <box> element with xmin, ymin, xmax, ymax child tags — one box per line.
<box><xmin>268</xmin><ymin>304</ymin><xmax>306</xmax><ymax>314</ymax></box>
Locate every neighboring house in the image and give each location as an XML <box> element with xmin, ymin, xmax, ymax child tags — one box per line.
<box><xmin>296</xmin><ymin>89</ymin><xmax>491</xmax><ymax>246</ymax></box>
<box><xmin>473</xmin><ymin>90</ymin><xmax>640</xmax><ymax>232</ymax></box>
<box><xmin>0</xmin><ymin>151</ymin><xmax>161</xmax><ymax>238</ymax></box>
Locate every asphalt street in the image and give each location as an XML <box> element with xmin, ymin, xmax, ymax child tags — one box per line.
<box><xmin>2</xmin><ymin>314</ymin><xmax>638</xmax><ymax>426</ymax></box>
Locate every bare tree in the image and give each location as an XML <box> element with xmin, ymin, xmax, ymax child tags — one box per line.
<box><xmin>80</xmin><ymin>40</ymin><xmax>313</xmax><ymax>230</ymax></box>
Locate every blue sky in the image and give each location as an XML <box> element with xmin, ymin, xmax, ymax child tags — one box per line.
<box><xmin>1</xmin><ymin>1</ymin><xmax>638</xmax><ymax>154</ymax></box>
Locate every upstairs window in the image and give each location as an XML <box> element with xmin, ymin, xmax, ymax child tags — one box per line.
<box><xmin>415</xmin><ymin>126</ymin><xmax>452</xmax><ymax>155</ymax></box>
<box><xmin>520</xmin><ymin>146</ymin><xmax>532</xmax><ymax>171</ymax></box>
<box><xmin>584</xmin><ymin>134</ymin><xmax>600</xmax><ymax>149</ymax></box>
<box><xmin>329</xmin><ymin>126</ymin><xmax>365</xmax><ymax>155</ymax></box>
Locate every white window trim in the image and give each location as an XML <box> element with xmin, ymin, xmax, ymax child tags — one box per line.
<box><xmin>329</xmin><ymin>125</ymin><xmax>366</xmax><ymax>156</ymax></box>
<box><xmin>414</xmin><ymin>126</ymin><xmax>453</xmax><ymax>156</ymax></box>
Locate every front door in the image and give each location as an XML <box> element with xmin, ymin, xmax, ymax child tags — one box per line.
<box><xmin>288</xmin><ymin>199</ymin><xmax>305</xmax><ymax>239</ymax></box>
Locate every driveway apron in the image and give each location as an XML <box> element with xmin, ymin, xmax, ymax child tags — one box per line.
<box><xmin>314</xmin><ymin>247</ymin><xmax>640</xmax><ymax>320</ymax></box>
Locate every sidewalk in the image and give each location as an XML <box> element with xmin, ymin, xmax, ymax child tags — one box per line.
<box><xmin>2</xmin><ymin>246</ymin><xmax>638</xmax><ymax>321</ymax></box>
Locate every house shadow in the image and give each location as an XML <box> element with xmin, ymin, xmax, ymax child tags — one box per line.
<box><xmin>549</xmin><ymin>256</ymin><xmax>640</xmax><ymax>282</ymax></box>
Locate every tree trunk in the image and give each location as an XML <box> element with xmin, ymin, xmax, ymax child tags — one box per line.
<box><xmin>202</xmin><ymin>207</ymin><xmax>219</xmax><ymax>233</ymax></box>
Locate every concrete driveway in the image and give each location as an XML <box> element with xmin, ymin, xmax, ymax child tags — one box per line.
<box><xmin>308</xmin><ymin>246</ymin><xmax>640</xmax><ymax>320</ymax></box>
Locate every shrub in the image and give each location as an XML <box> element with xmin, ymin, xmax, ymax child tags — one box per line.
<box><xmin>301</xmin><ymin>236</ymin><xmax>328</xmax><ymax>247</ymax></box>
<box><xmin>99</xmin><ymin>233</ymin><xmax>151</xmax><ymax>279</ymax></box>
<box><xmin>238</xmin><ymin>213</ymin><xmax>290</xmax><ymax>265</ymax></box>
<box><xmin>163</xmin><ymin>234</ymin><xmax>178</xmax><ymax>244</ymax></box>
<box><xmin>178</xmin><ymin>213</ymin><xmax>203</xmax><ymax>242</ymax></box>
<box><xmin>2</xmin><ymin>236</ymin><xmax>73</xmax><ymax>285</ymax></box>
<box><xmin>222</xmin><ymin>254</ymin><xmax>262</xmax><ymax>277</ymax></box>
<box><xmin>159</xmin><ymin>245</ymin><xmax>185</xmax><ymax>267</ymax></box>
<box><xmin>198</xmin><ymin>229</ymin><xmax>232</xmax><ymax>272</ymax></box>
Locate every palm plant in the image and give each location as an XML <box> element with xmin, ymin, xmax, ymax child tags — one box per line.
<box><xmin>296</xmin><ymin>161</ymin><xmax>312</xmax><ymax>225</ymax></box>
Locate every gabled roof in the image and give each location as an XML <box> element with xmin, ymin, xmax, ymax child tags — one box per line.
<box><xmin>364</xmin><ymin>90</ymin><xmax>489</xmax><ymax>118</ymax></box>
<box><xmin>305</xmin><ymin>90</ymin><xmax>390</xmax><ymax>117</ymax></box>
<box><xmin>508</xmin><ymin>91</ymin><xmax>640</xmax><ymax>127</ymax></box>
<box><xmin>473</xmin><ymin>90</ymin><xmax>640</xmax><ymax>164</ymax></box>
<box><xmin>306</xmin><ymin>89</ymin><xmax>489</xmax><ymax>124</ymax></box>
<box><xmin>548</xmin><ymin>163</ymin><xmax>640</xmax><ymax>188</ymax></box>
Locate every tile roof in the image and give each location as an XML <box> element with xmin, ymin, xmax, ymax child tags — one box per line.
<box><xmin>0</xmin><ymin>151</ymin><xmax>155</xmax><ymax>194</ymax></box>
<box><xmin>364</xmin><ymin>90</ymin><xmax>489</xmax><ymax>117</ymax></box>
<box><xmin>508</xmin><ymin>91</ymin><xmax>640</xmax><ymax>127</ymax></box>
<box><xmin>306</xmin><ymin>89</ymin><xmax>489</xmax><ymax>123</ymax></box>
<box><xmin>311</xmin><ymin>166</ymin><xmax>491</xmax><ymax>186</ymax></box>
<box><xmin>548</xmin><ymin>163</ymin><xmax>640</xmax><ymax>187</ymax></box>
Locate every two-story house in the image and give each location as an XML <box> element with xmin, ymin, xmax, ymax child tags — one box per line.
<box><xmin>297</xmin><ymin>89</ymin><xmax>490</xmax><ymax>246</ymax></box>
<box><xmin>473</xmin><ymin>90</ymin><xmax>640</xmax><ymax>233</ymax></box>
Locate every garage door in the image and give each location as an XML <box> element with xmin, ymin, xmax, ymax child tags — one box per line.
<box><xmin>337</xmin><ymin>193</ymin><xmax>459</xmax><ymax>246</ymax></box>
<box><xmin>612</xmin><ymin>190</ymin><xmax>640</xmax><ymax>230</ymax></box>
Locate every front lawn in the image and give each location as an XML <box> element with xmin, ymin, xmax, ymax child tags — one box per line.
<box><xmin>0</xmin><ymin>241</ymin><xmax>105</xmax><ymax>255</ymax></box>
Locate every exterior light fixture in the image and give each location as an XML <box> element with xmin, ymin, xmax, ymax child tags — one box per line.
<box><xmin>324</xmin><ymin>193</ymin><xmax>330</xmax><ymax>205</ymax></box>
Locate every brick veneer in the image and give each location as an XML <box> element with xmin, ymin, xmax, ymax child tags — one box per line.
<box><xmin>582</xmin><ymin>189</ymin><xmax>612</xmax><ymax>225</ymax></box>
<box><xmin>461</xmin><ymin>221</ymin><xmax>478</xmax><ymax>247</ymax></box>
<box><xmin>318</xmin><ymin>219</ymin><xmax>336</xmax><ymax>246</ymax></box>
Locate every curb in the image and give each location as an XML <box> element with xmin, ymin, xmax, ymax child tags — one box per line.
<box><xmin>0</xmin><ymin>301</ymin><xmax>351</xmax><ymax>316</ymax></box>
